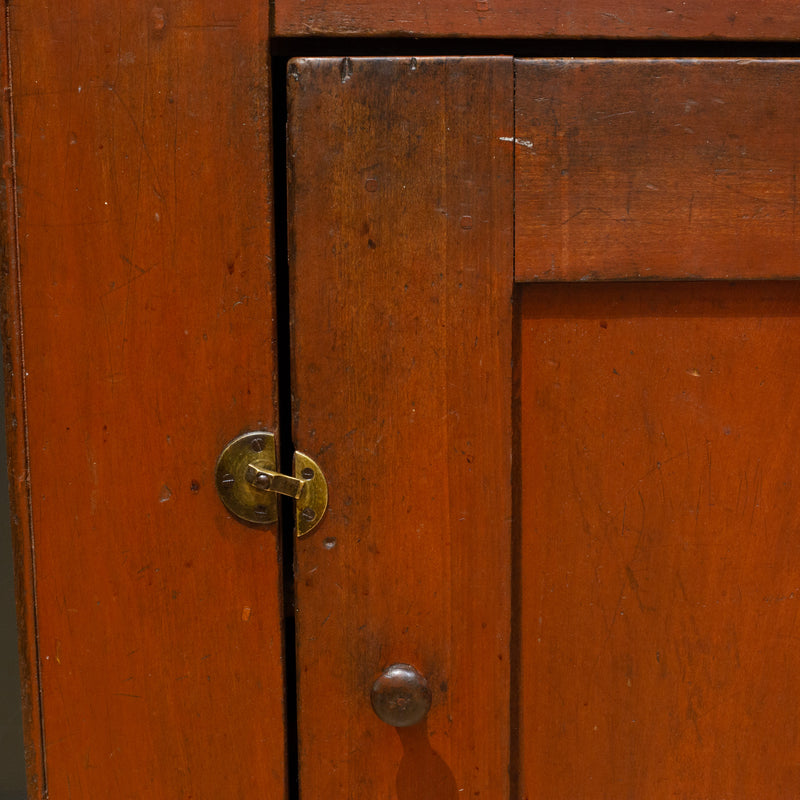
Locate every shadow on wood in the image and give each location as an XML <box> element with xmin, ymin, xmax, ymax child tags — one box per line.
<box><xmin>396</xmin><ymin>722</ymin><xmax>458</xmax><ymax>800</ymax></box>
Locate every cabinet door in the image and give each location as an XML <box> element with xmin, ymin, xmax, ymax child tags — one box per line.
<box><xmin>290</xmin><ymin>57</ymin><xmax>800</xmax><ymax>798</ymax></box>
<box><xmin>4</xmin><ymin>6</ymin><xmax>287</xmax><ymax>797</ymax></box>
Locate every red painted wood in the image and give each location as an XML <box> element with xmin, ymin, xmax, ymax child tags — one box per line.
<box><xmin>515</xmin><ymin>59</ymin><xmax>800</xmax><ymax>282</ymax></box>
<box><xmin>520</xmin><ymin>282</ymin><xmax>800</xmax><ymax>797</ymax></box>
<box><xmin>288</xmin><ymin>56</ymin><xmax>514</xmax><ymax>798</ymax></box>
<box><xmin>0</xmin><ymin>8</ymin><xmax>44</xmax><ymax>797</ymax></box>
<box><xmin>274</xmin><ymin>0</ymin><xmax>800</xmax><ymax>40</ymax></box>
<box><xmin>4</xmin><ymin>2</ymin><xmax>286</xmax><ymax>796</ymax></box>
<box><xmin>8</xmin><ymin>14</ymin><xmax>800</xmax><ymax>797</ymax></box>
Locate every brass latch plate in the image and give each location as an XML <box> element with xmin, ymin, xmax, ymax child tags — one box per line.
<box><xmin>215</xmin><ymin>431</ymin><xmax>327</xmax><ymax>537</ymax></box>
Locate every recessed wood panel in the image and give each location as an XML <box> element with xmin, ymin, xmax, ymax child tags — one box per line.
<box><xmin>516</xmin><ymin>59</ymin><xmax>800</xmax><ymax>281</ymax></box>
<box><xmin>4</xmin><ymin>2</ymin><xmax>285</xmax><ymax>797</ymax></box>
<box><xmin>288</xmin><ymin>56</ymin><xmax>513</xmax><ymax>798</ymax></box>
<box><xmin>520</xmin><ymin>281</ymin><xmax>800</xmax><ymax>797</ymax></box>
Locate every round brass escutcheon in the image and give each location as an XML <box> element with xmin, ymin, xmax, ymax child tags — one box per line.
<box><xmin>215</xmin><ymin>432</ymin><xmax>279</xmax><ymax>525</ymax></box>
<box><xmin>370</xmin><ymin>663</ymin><xmax>432</xmax><ymax>728</ymax></box>
<box><xmin>215</xmin><ymin>431</ymin><xmax>327</xmax><ymax>536</ymax></box>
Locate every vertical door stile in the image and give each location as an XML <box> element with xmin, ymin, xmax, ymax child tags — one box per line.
<box><xmin>288</xmin><ymin>56</ymin><xmax>514</xmax><ymax>797</ymax></box>
<box><xmin>3</xmin><ymin>3</ymin><xmax>286</xmax><ymax>797</ymax></box>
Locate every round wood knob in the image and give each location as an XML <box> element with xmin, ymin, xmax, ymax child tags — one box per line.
<box><xmin>370</xmin><ymin>663</ymin><xmax>432</xmax><ymax>727</ymax></box>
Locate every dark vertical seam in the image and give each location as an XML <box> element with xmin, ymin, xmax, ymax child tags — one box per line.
<box><xmin>272</xmin><ymin>53</ymin><xmax>300</xmax><ymax>800</ymax></box>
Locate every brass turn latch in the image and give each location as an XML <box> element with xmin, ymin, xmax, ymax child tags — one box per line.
<box><xmin>215</xmin><ymin>431</ymin><xmax>327</xmax><ymax>537</ymax></box>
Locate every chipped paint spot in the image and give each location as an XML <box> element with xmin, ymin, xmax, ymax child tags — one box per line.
<box><xmin>499</xmin><ymin>136</ymin><xmax>534</xmax><ymax>149</ymax></box>
<box><xmin>340</xmin><ymin>56</ymin><xmax>353</xmax><ymax>83</ymax></box>
<box><xmin>150</xmin><ymin>7</ymin><xmax>166</xmax><ymax>33</ymax></box>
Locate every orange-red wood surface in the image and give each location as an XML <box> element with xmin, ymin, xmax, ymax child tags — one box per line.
<box><xmin>274</xmin><ymin>0</ymin><xmax>800</xmax><ymax>39</ymax></box>
<box><xmin>516</xmin><ymin>59</ymin><xmax>800</xmax><ymax>282</ymax></box>
<box><xmin>0</xmin><ymin>8</ymin><xmax>44</xmax><ymax>795</ymax></box>
<box><xmin>4</xmin><ymin>2</ymin><xmax>286</xmax><ymax>797</ymax></box>
<box><xmin>520</xmin><ymin>282</ymin><xmax>800</xmax><ymax>797</ymax></box>
<box><xmin>288</xmin><ymin>56</ymin><xmax>513</xmax><ymax>798</ymax></box>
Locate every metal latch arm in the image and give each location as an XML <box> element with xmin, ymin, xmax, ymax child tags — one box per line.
<box><xmin>215</xmin><ymin>431</ymin><xmax>327</xmax><ymax>537</ymax></box>
<box><xmin>245</xmin><ymin>463</ymin><xmax>307</xmax><ymax>500</ymax></box>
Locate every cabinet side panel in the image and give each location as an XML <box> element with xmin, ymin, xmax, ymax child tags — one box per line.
<box><xmin>7</xmin><ymin>2</ymin><xmax>287</xmax><ymax>797</ymax></box>
<box><xmin>516</xmin><ymin>59</ymin><xmax>800</xmax><ymax>282</ymax></box>
<box><xmin>275</xmin><ymin>0</ymin><xmax>800</xmax><ymax>40</ymax></box>
<box><xmin>0</xmin><ymin>5</ymin><xmax>43</xmax><ymax>797</ymax></box>
<box><xmin>289</xmin><ymin>56</ymin><xmax>513</xmax><ymax>798</ymax></box>
<box><xmin>520</xmin><ymin>282</ymin><xmax>800</xmax><ymax>797</ymax></box>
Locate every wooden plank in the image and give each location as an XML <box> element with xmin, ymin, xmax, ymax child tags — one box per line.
<box><xmin>274</xmin><ymin>0</ymin><xmax>800</xmax><ymax>40</ymax></box>
<box><xmin>0</xmin><ymin>8</ymin><xmax>44</xmax><ymax>797</ymax></box>
<box><xmin>4</xmin><ymin>2</ymin><xmax>286</xmax><ymax>797</ymax></box>
<box><xmin>515</xmin><ymin>59</ymin><xmax>800</xmax><ymax>282</ymax></box>
<box><xmin>288</xmin><ymin>56</ymin><xmax>513</xmax><ymax>797</ymax></box>
<box><xmin>520</xmin><ymin>281</ymin><xmax>800</xmax><ymax>796</ymax></box>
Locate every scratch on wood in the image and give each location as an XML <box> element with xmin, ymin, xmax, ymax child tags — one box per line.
<box><xmin>594</xmin><ymin>109</ymin><xmax>637</xmax><ymax>121</ymax></box>
<box><xmin>499</xmin><ymin>136</ymin><xmax>534</xmax><ymax>149</ymax></box>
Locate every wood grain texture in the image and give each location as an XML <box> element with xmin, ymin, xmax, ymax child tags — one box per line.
<box><xmin>288</xmin><ymin>56</ymin><xmax>513</xmax><ymax>798</ymax></box>
<box><xmin>516</xmin><ymin>59</ymin><xmax>800</xmax><ymax>282</ymax></box>
<box><xmin>0</xmin><ymin>7</ymin><xmax>44</xmax><ymax>798</ymax></box>
<box><xmin>520</xmin><ymin>282</ymin><xmax>800</xmax><ymax>797</ymax></box>
<box><xmin>274</xmin><ymin>0</ymin><xmax>800</xmax><ymax>39</ymax></box>
<box><xmin>5</xmin><ymin>2</ymin><xmax>285</xmax><ymax>797</ymax></box>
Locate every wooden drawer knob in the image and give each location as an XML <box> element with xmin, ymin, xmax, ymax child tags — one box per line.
<box><xmin>370</xmin><ymin>664</ymin><xmax>432</xmax><ymax>727</ymax></box>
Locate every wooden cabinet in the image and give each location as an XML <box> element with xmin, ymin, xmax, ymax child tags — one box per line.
<box><xmin>6</xmin><ymin>3</ymin><xmax>800</xmax><ymax>798</ymax></box>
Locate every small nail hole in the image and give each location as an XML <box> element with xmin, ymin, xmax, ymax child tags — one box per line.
<box><xmin>301</xmin><ymin>467</ymin><xmax>314</xmax><ymax>480</ymax></box>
